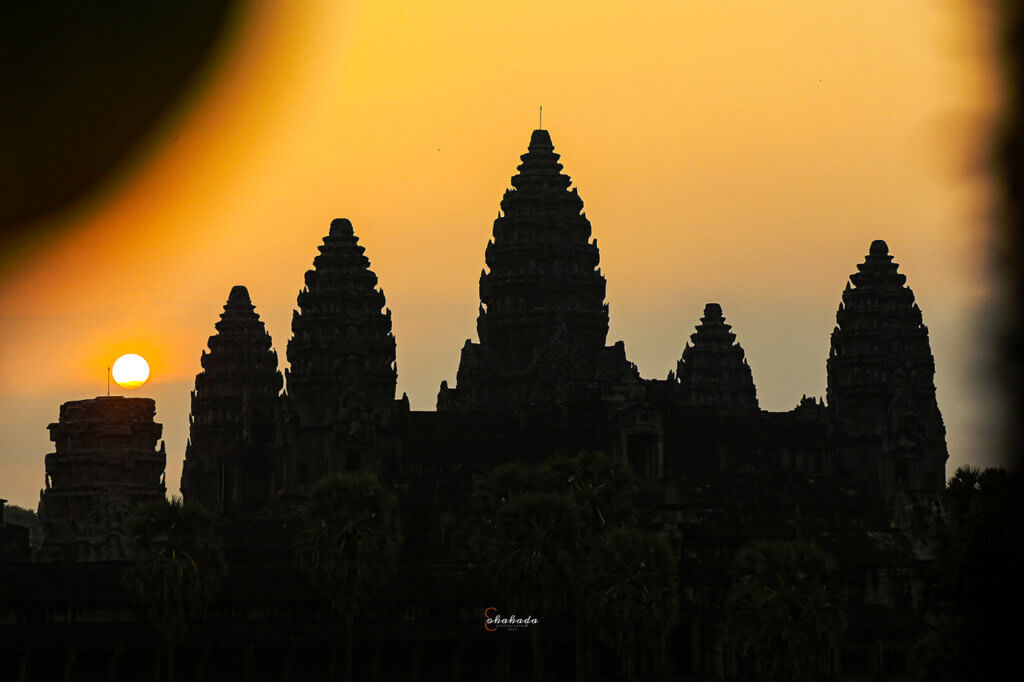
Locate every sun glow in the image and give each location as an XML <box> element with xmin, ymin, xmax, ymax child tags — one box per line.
<box><xmin>111</xmin><ymin>354</ymin><xmax>150</xmax><ymax>389</ymax></box>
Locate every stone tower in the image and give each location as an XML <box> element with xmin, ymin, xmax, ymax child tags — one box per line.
<box><xmin>676</xmin><ymin>303</ymin><xmax>759</xmax><ymax>412</ymax></box>
<box><xmin>181</xmin><ymin>286</ymin><xmax>283</xmax><ymax>516</ymax></box>
<box><xmin>285</xmin><ymin>218</ymin><xmax>397</xmax><ymax>485</ymax></box>
<box><xmin>37</xmin><ymin>397</ymin><xmax>166</xmax><ymax>561</ymax></box>
<box><xmin>439</xmin><ymin>129</ymin><xmax>635</xmax><ymax>409</ymax></box>
<box><xmin>827</xmin><ymin>240</ymin><xmax>947</xmax><ymax>495</ymax></box>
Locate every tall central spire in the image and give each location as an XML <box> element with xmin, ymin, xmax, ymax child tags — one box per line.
<box><xmin>476</xmin><ymin>129</ymin><xmax>608</xmax><ymax>366</ymax></box>
<box><xmin>440</xmin><ymin>129</ymin><xmax>623</xmax><ymax>410</ymax></box>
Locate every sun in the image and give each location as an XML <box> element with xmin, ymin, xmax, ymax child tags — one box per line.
<box><xmin>111</xmin><ymin>354</ymin><xmax>150</xmax><ymax>389</ymax></box>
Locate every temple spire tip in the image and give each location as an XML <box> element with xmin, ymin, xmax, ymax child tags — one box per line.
<box><xmin>329</xmin><ymin>218</ymin><xmax>354</xmax><ymax>237</ymax></box>
<box><xmin>529</xmin><ymin>128</ymin><xmax>553</xmax><ymax>151</ymax></box>
<box><xmin>227</xmin><ymin>285</ymin><xmax>252</xmax><ymax>305</ymax></box>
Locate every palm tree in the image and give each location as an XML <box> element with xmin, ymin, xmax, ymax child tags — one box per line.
<box><xmin>586</xmin><ymin>526</ymin><xmax>679</xmax><ymax>682</ymax></box>
<box><xmin>296</xmin><ymin>473</ymin><xmax>402</xmax><ymax>682</ymax></box>
<box><xmin>473</xmin><ymin>490</ymin><xmax>582</xmax><ymax>682</ymax></box>
<box><xmin>541</xmin><ymin>452</ymin><xmax>639</xmax><ymax>681</ymax></box>
<box><xmin>469</xmin><ymin>453</ymin><xmax>649</xmax><ymax>682</ymax></box>
<box><xmin>125</xmin><ymin>497</ymin><xmax>226</xmax><ymax>682</ymax></box>
<box><xmin>919</xmin><ymin>466</ymin><xmax>1023</xmax><ymax>680</ymax></box>
<box><xmin>541</xmin><ymin>451</ymin><xmax>638</xmax><ymax>531</ymax></box>
<box><xmin>910</xmin><ymin>614</ymin><xmax>968</xmax><ymax>682</ymax></box>
<box><xmin>723</xmin><ymin>539</ymin><xmax>847</xmax><ymax>682</ymax></box>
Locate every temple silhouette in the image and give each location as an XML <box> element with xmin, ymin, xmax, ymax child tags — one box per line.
<box><xmin>4</xmin><ymin>129</ymin><xmax>950</xmax><ymax>680</ymax></box>
<box><xmin>176</xmin><ymin>128</ymin><xmax>947</xmax><ymax>517</ymax></box>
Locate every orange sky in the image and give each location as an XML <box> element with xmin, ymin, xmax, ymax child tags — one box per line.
<box><xmin>0</xmin><ymin>1</ymin><xmax>1002</xmax><ymax>508</ymax></box>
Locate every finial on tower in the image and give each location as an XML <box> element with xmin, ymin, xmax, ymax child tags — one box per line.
<box><xmin>539</xmin><ymin>105</ymin><xmax>543</xmax><ymax>129</ymax></box>
<box><xmin>329</xmin><ymin>218</ymin><xmax>355</xmax><ymax>237</ymax></box>
<box><xmin>228</xmin><ymin>285</ymin><xmax>252</xmax><ymax>305</ymax></box>
<box><xmin>869</xmin><ymin>239</ymin><xmax>889</xmax><ymax>256</ymax></box>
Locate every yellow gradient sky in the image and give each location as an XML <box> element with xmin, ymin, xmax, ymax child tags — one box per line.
<box><xmin>0</xmin><ymin>1</ymin><xmax>1002</xmax><ymax>508</ymax></box>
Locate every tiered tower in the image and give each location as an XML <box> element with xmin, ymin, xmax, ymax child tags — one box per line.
<box><xmin>676</xmin><ymin>303</ymin><xmax>759</xmax><ymax>412</ymax></box>
<box><xmin>440</xmin><ymin>129</ymin><xmax>633</xmax><ymax>409</ymax></box>
<box><xmin>37</xmin><ymin>397</ymin><xmax>166</xmax><ymax>561</ymax></box>
<box><xmin>285</xmin><ymin>218</ymin><xmax>397</xmax><ymax>484</ymax></box>
<box><xmin>181</xmin><ymin>286</ymin><xmax>283</xmax><ymax>516</ymax></box>
<box><xmin>827</xmin><ymin>240</ymin><xmax>947</xmax><ymax>494</ymax></box>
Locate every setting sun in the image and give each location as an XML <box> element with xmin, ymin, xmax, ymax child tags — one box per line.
<box><xmin>111</xmin><ymin>354</ymin><xmax>150</xmax><ymax>389</ymax></box>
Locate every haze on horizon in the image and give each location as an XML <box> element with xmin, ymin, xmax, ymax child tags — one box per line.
<box><xmin>0</xmin><ymin>0</ymin><xmax>1003</xmax><ymax>509</ymax></box>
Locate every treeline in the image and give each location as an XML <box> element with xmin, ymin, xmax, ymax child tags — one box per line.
<box><xmin>912</xmin><ymin>465</ymin><xmax>1024</xmax><ymax>681</ymax></box>
<box><xmin>3</xmin><ymin>503</ymin><xmax>37</xmax><ymax>529</ymax></box>
<box><xmin>120</xmin><ymin>452</ymin><xmax>855</xmax><ymax>681</ymax></box>
<box><xmin>12</xmin><ymin>461</ymin><xmax>1019</xmax><ymax>680</ymax></box>
<box><xmin>3</xmin><ymin>503</ymin><xmax>39</xmax><ymax>546</ymax></box>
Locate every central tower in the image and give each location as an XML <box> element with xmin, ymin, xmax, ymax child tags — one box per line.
<box><xmin>439</xmin><ymin>129</ymin><xmax>634</xmax><ymax>410</ymax></box>
<box><xmin>477</xmin><ymin>129</ymin><xmax>608</xmax><ymax>362</ymax></box>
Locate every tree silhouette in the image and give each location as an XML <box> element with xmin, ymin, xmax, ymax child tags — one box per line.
<box><xmin>468</xmin><ymin>453</ymin><xmax>660</xmax><ymax>681</ymax></box>
<box><xmin>910</xmin><ymin>614</ymin><xmax>968</xmax><ymax>682</ymax></box>
<box><xmin>2</xmin><ymin>503</ymin><xmax>39</xmax><ymax>547</ymax></box>
<box><xmin>541</xmin><ymin>451</ymin><xmax>638</xmax><ymax>532</ymax></box>
<box><xmin>296</xmin><ymin>473</ymin><xmax>402</xmax><ymax>682</ymax></box>
<box><xmin>541</xmin><ymin>452</ymin><xmax>639</xmax><ymax>681</ymax></box>
<box><xmin>586</xmin><ymin>526</ymin><xmax>678</xmax><ymax>682</ymax></box>
<box><xmin>723</xmin><ymin>539</ymin><xmax>846</xmax><ymax>681</ymax></box>
<box><xmin>125</xmin><ymin>496</ymin><xmax>226</xmax><ymax>682</ymax></box>
<box><xmin>913</xmin><ymin>466</ymin><xmax>1024</xmax><ymax>680</ymax></box>
<box><xmin>474</xmin><ymin>489</ymin><xmax>581</xmax><ymax>682</ymax></box>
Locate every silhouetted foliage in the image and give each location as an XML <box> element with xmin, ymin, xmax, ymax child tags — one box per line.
<box><xmin>470</xmin><ymin>461</ymin><xmax>551</xmax><ymax>511</ymax></box>
<box><xmin>542</xmin><ymin>451</ymin><xmax>639</xmax><ymax>531</ymax></box>
<box><xmin>586</xmin><ymin>526</ymin><xmax>679</xmax><ymax>682</ymax></box>
<box><xmin>467</xmin><ymin>452</ymin><xmax>670</xmax><ymax>682</ymax></box>
<box><xmin>296</xmin><ymin>473</ymin><xmax>402</xmax><ymax>682</ymax></box>
<box><xmin>477</xmin><ymin>491</ymin><xmax>582</xmax><ymax>614</ymax></box>
<box><xmin>913</xmin><ymin>466</ymin><xmax>1024</xmax><ymax>680</ymax></box>
<box><xmin>910</xmin><ymin>614</ymin><xmax>968</xmax><ymax>682</ymax></box>
<box><xmin>2</xmin><ymin>504</ymin><xmax>39</xmax><ymax>546</ymax></box>
<box><xmin>543</xmin><ymin>452</ymin><xmax>643</xmax><ymax>682</ymax></box>
<box><xmin>724</xmin><ymin>539</ymin><xmax>847</xmax><ymax>682</ymax></box>
<box><xmin>2</xmin><ymin>503</ymin><xmax>36</xmax><ymax>527</ymax></box>
<box><xmin>473</xmin><ymin>487</ymin><xmax>580</xmax><ymax>682</ymax></box>
<box><xmin>125</xmin><ymin>496</ymin><xmax>226</xmax><ymax>682</ymax></box>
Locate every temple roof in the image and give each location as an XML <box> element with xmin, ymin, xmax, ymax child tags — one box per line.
<box><xmin>833</xmin><ymin>240</ymin><xmax>923</xmax><ymax>335</ymax></box>
<box><xmin>329</xmin><ymin>217</ymin><xmax>355</xmax><ymax>237</ymax></box>
<box><xmin>227</xmin><ymin>284</ymin><xmax>251</xmax><ymax>306</ymax></box>
<box><xmin>529</xmin><ymin>128</ymin><xmax>553</xmax><ymax>149</ymax></box>
<box><xmin>827</xmin><ymin>240</ymin><xmax>941</xmax><ymax>418</ymax></box>
<box><xmin>286</xmin><ymin>219</ymin><xmax>396</xmax><ymax>418</ymax></box>
<box><xmin>195</xmin><ymin>285</ymin><xmax>282</xmax><ymax>395</ymax></box>
<box><xmin>480</xmin><ymin>129</ymin><xmax>607</xmax><ymax>351</ymax></box>
<box><xmin>676</xmin><ymin>303</ymin><xmax>758</xmax><ymax>412</ymax></box>
<box><xmin>441</xmin><ymin>129</ymin><xmax>625</xmax><ymax>408</ymax></box>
